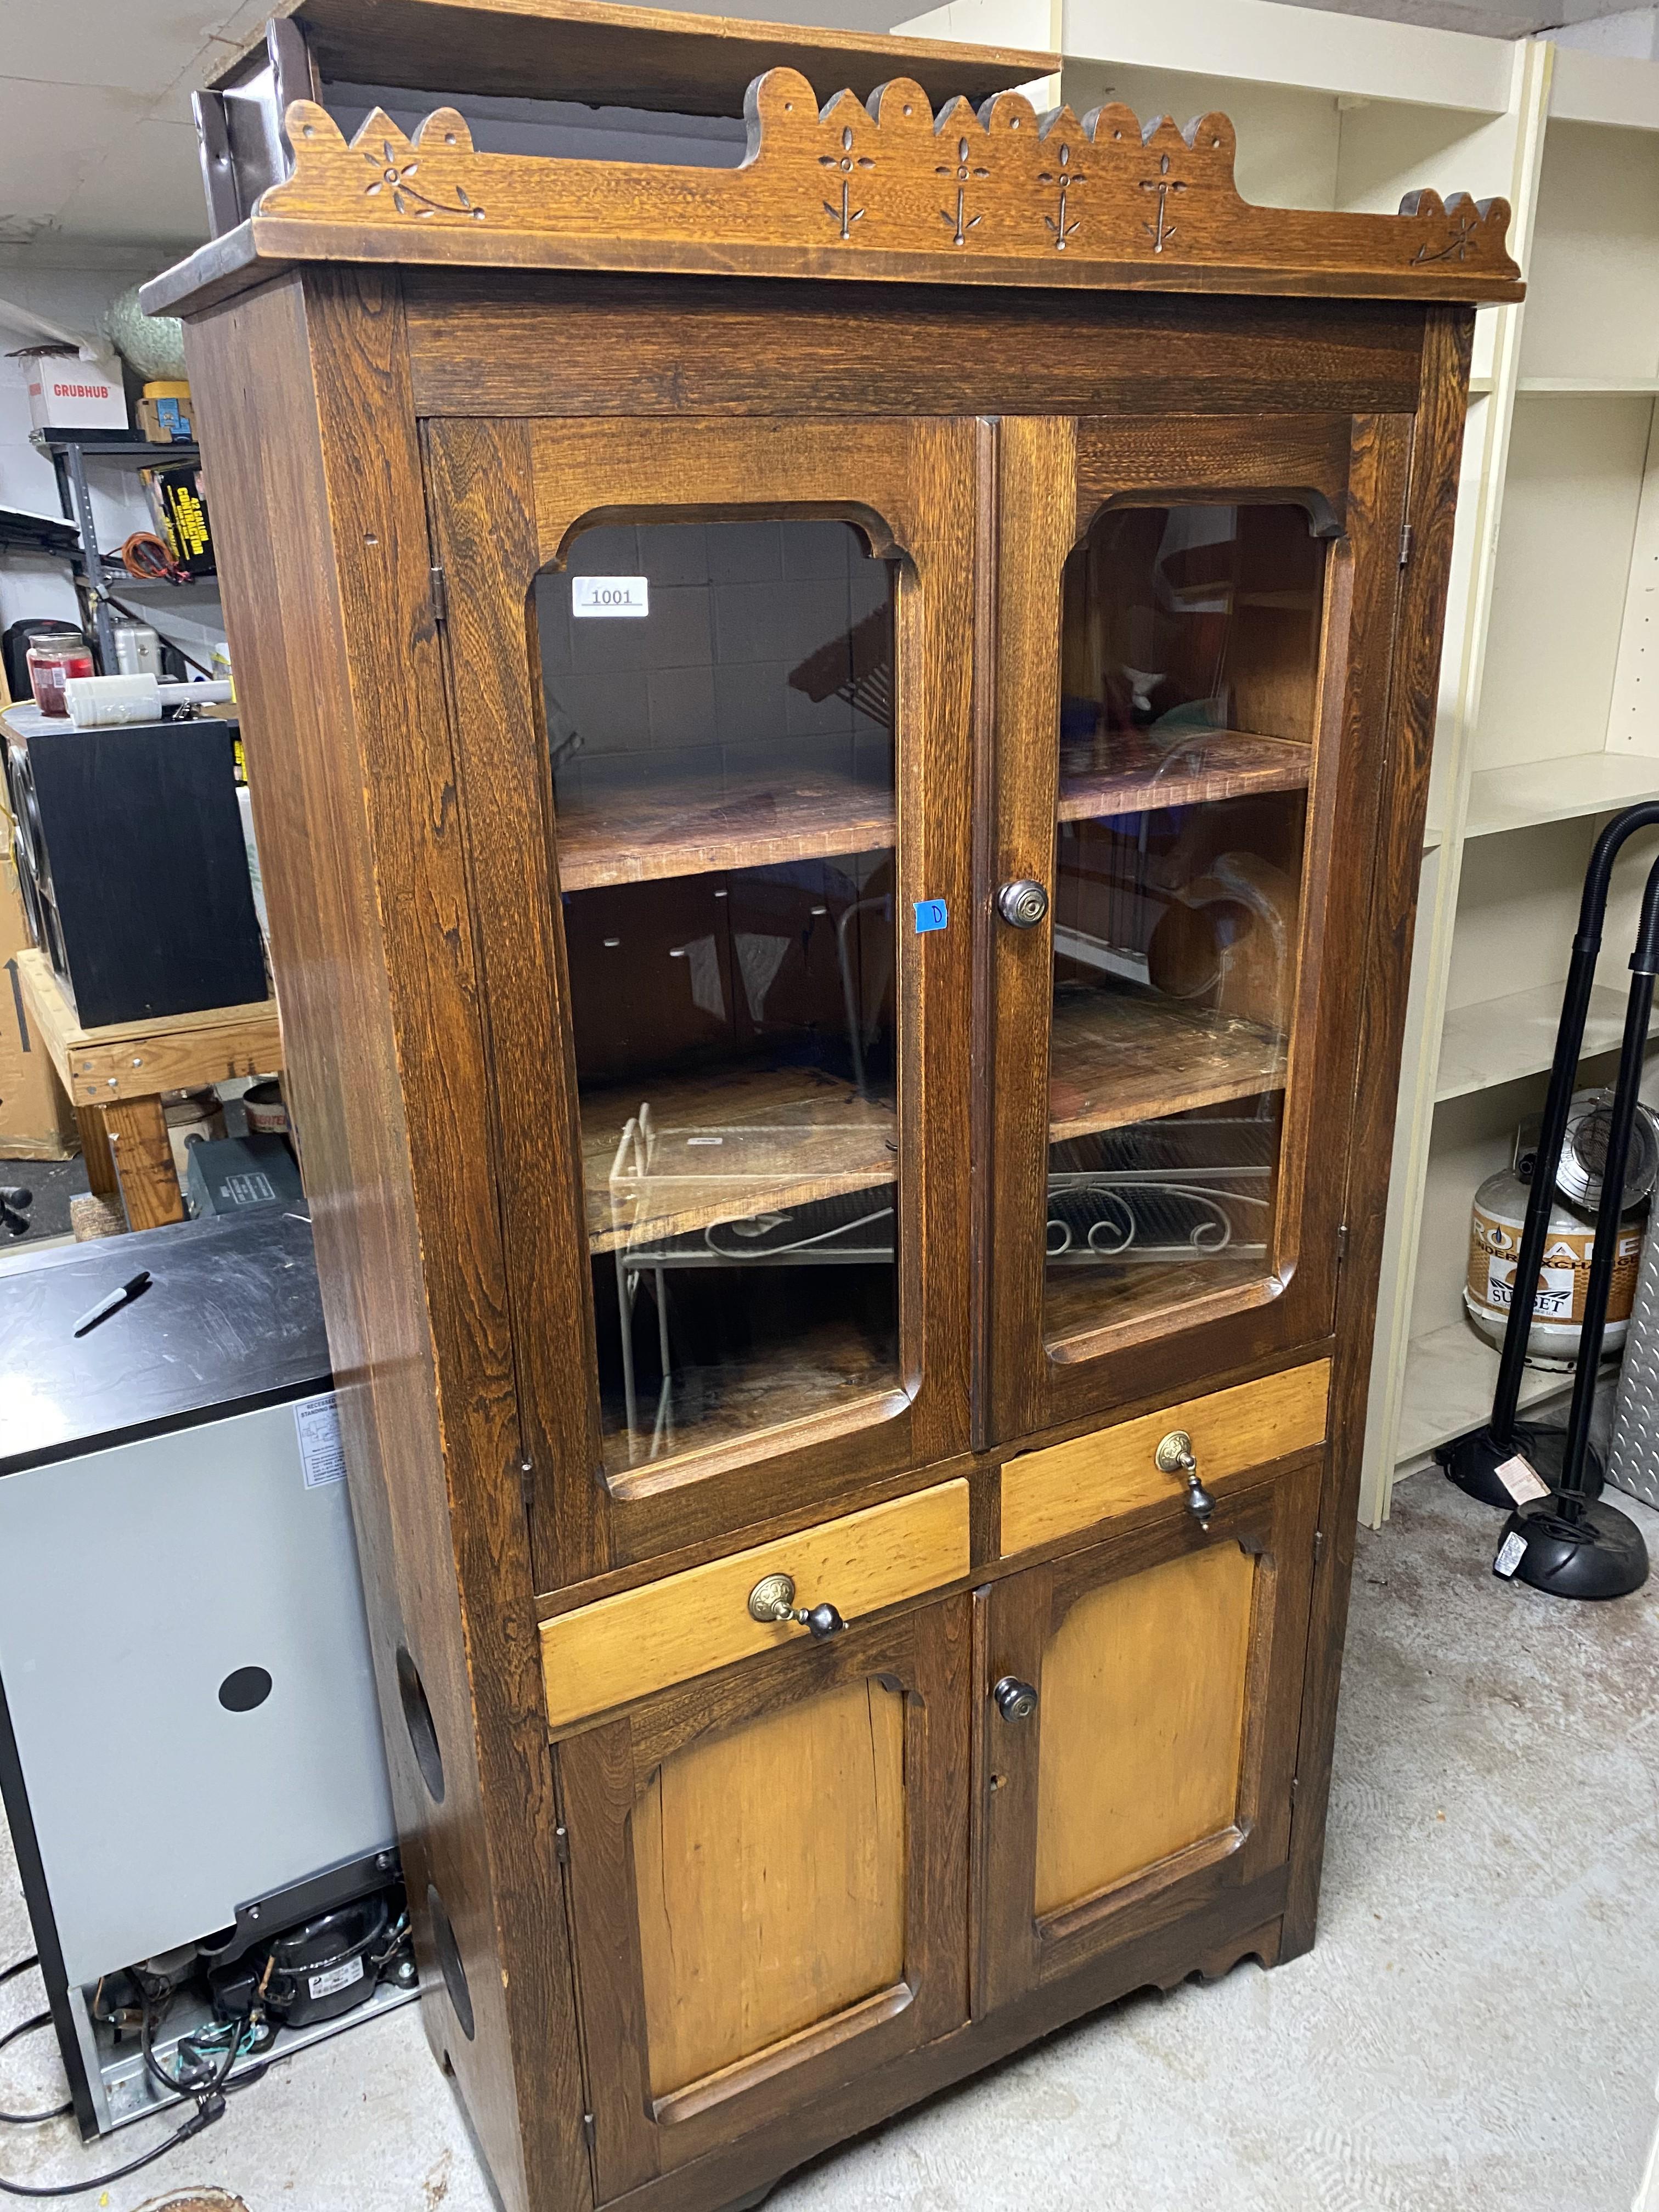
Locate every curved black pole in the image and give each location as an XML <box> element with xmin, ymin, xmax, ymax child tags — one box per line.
<box><xmin>1551</xmin><ymin>852</ymin><xmax>1659</xmax><ymax>1513</ymax></box>
<box><xmin>1491</xmin><ymin>802</ymin><xmax>1659</xmax><ymax>1446</ymax></box>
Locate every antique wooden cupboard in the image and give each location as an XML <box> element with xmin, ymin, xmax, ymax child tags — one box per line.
<box><xmin>146</xmin><ymin>7</ymin><xmax>1519</xmax><ymax>2206</ymax></box>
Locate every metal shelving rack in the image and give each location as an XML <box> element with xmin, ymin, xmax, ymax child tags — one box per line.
<box><xmin>29</xmin><ymin>427</ymin><xmax>201</xmax><ymax>669</ymax></box>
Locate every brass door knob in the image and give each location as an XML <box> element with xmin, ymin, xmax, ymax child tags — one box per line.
<box><xmin>996</xmin><ymin>879</ymin><xmax>1049</xmax><ymax>929</ymax></box>
<box><xmin>993</xmin><ymin>1675</ymin><xmax>1039</xmax><ymax>1723</ymax></box>
<box><xmin>747</xmin><ymin>1573</ymin><xmax>848</xmax><ymax>1639</ymax></box>
<box><xmin>1155</xmin><ymin>1429</ymin><xmax>1217</xmax><ymax>1523</ymax></box>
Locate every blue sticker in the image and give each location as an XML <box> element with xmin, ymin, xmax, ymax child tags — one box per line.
<box><xmin>913</xmin><ymin>899</ymin><xmax>949</xmax><ymax>934</ymax></box>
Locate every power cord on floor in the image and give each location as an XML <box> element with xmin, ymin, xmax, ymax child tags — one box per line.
<box><xmin>0</xmin><ymin>1954</ymin><xmax>234</xmax><ymax>2199</ymax></box>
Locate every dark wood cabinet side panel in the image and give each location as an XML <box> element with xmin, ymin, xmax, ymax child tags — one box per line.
<box><xmin>1283</xmin><ymin>304</ymin><xmax>1475</xmax><ymax>1960</ymax></box>
<box><xmin>184</xmin><ymin>270</ymin><xmax>587</xmax><ymax>2212</ymax></box>
<box><xmin>403</xmin><ymin>274</ymin><xmax>1426</xmax><ymax>421</ymax></box>
<box><xmin>424</xmin><ymin>416</ymin><xmax>611</xmax><ymax>1589</ymax></box>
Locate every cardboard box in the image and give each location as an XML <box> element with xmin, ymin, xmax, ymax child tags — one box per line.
<box><xmin>0</xmin><ymin>799</ymin><xmax>78</xmax><ymax>1158</ymax></box>
<box><xmin>24</xmin><ymin>354</ymin><xmax>127</xmax><ymax>435</ymax></box>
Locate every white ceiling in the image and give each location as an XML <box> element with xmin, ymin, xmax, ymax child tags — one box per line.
<box><xmin>0</xmin><ymin>0</ymin><xmax>1641</xmax><ymax>283</ymax></box>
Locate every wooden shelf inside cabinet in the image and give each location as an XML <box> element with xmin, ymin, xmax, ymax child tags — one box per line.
<box><xmin>579</xmin><ymin>1063</ymin><xmax>896</xmax><ymax>1253</ymax></box>
<box><xmin>552</xmin><ymin>732</ymin><xmax>1313</xmax><ymax>893</ymax></box>
<box><xmin>554</xmin><ymin>771</ymin><xmax>896</xmax><ymax>891</ymax></box>
<box><xmin>1049</xmin><ymin>989</ymin><xmax>1285</xmax><ymax>1143</ymax></box>
<box><xmin>1057</xmin><ymin>730</ymin><xmax>1310</xmax><ymax>825</ymax></box>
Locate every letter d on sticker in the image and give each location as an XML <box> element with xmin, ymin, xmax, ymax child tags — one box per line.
<box><xmin>914</xmin><ymin>899</ymin><xmax>948</xmax><ymax>934</ymax></box>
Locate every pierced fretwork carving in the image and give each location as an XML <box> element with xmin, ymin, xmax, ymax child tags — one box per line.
<box><xmin>258</xmin><ymin>80</ymin><xmax>1521</xmax><ymax>300</ymax></box>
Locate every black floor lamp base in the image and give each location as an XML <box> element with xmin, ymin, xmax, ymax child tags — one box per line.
<box><xmin>1440</xmin><ymin>1420</ymin><xmax>1605</xmax><ymax>1510</ymax></box>
<box><xmin>1497</xmin><ymin>1495</ymin><xmax>1650</xmax><ymax>1600</ymax></box>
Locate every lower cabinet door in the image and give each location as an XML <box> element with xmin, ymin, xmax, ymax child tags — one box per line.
<box><xmin>557</xmin><ymin>1595</ymin><xmax>970</xmax><ymax>2199</ymax></box>
<box><xmin>977</xmin><ymin>1458</ymin><xmax>1319</xmax><ymax>2012</ymax></box>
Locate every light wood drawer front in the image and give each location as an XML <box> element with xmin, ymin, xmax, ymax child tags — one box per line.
<box><xmin>540</xmin><ymin>1480</ymin><xmax>970</xmax><ymax>1732</ymax></box>
<box><xmin>1000</xmin><ymin>1360</ymin><xmax>1330</xmax><ymax>1560</ymax></box>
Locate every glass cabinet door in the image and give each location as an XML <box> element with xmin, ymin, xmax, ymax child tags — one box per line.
<box><xmin>536</xmin><ymin>517</ymin><xmax>902</xmax><ymax>1480</ymax></box>
<box><xmin>424</xmin><ymin>416</ymin><xmax>975</xmax><ymax>1585</ymax></box>
<box><xmin>1044</xmin><ymin>501</ymin><xmax>1318</xmax><ymax>1349</ymax></box>
<box><xmin>986</xmin><ymin>414</ymin><xmax>1412</xmax><ymax>1442</ymax></box>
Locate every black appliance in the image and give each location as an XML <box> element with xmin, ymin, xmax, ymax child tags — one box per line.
<box><xmin>3</xmin><ymin>704</ymin><xmax>268</xmax><ymax>1025</ymax></box>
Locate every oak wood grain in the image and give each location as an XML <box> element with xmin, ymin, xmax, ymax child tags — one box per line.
<box><xmin>184</xmin><ymin>270</ymin><xmax>585</xmax><ymax>2212</ymax></box>
<box><xmin>978</xmin><ymin>1457</ymin><xmax>1317</xmax><ymax>2012</ymax></box>
<box><xmin>539</xmin><ymin>1477</ymin><xmax>968</xmax><ymax>1730</ymax></box>
<box><xmin>146</xmin><ymin>87</ymin><xmax>1519</xmax><ymax>317</ymax></box>
<box><xmin>403</xmin><ymin>278</ymin><xmax>1431</xmax><ymax>424</ymax></box>
<box><xmin>634</xmin><ymin>1676</ymin><xmax>907</xmax><ymax>2095</ymax></box>
<box><xmin>999</xmin><ymin>1358</ymin><xmax>1330</xmax><ymax>1559</ymax></box>
<box><xmin>559</xmin><ymin>1596</ymin><xmax>970</xmax><ymax>2192</ymax></box>
<box><xmin>1034</xmin><ymin>1543</ymin><xmax>1254</xmax><ymax>1915</ymax></box>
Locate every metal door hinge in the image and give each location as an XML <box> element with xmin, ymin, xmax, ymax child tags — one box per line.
<box><xmin>1399</xmin><ymin>522</ymin><xmax>1414</xmax><ymax>568</ymax></box>
<box><xmin>554</xmin><ymin>1821</ymin><xmax>570</xmax><ymax>1865</ymax></box>
<box><xmin>1313</xmin><ymin>1528</ymin><xmax>1325</xmax><ymax>1568</ymax></box>
<box><xmin>1289</xmin><ymin>1775</ymin><xmax>1301</xmax><ymax>1805</ymax></box>
<box><xmin>1337</xmin><ymin>1223</ymin><xmax>1349</xmax><ymax>1267</ymax></box>
<box><xmin>580</xmin><ymin>2113</ymin><xmax>597</xmax><ymax>2150</ymax></box>
<box><xmin>518</xmin><ymin>1457</ymin><xmax>535</xmax><ymax>1509</ymax></box>
<box><xmin>429</xmin><ymin>563</ymin><xmax>448</xmax><ymax>624</ymax></box>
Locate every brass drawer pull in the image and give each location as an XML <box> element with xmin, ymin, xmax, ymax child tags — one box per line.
<box><xmin>747</xmin><ymin>1572</ymin><xmax>847</xmax><ymax>1639</ymax></box>
<box><xmin>1155</xmin><ymin>1429</ymin><xmax>1217</xmax><ymax>1524</ymax></box>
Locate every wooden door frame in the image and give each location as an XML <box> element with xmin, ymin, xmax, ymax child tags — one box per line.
<box><xmin>981</xmin><ymin>409</ymin><xmax>1414</xmax><ymax>1447</ymax></box>
<box><xmin>974</xmin><ymin>1454</ymin><xmax>1320</xmax><ymax>2017</ymax></box>
<box><xmin>557</xmin><ymin>1593</ymin><xmax>971</xmax><ymax>2197</ymax></box>
<box><xmin>423</xmin><ymin>415</ymin><xmax>977</xmax><ymax>1590</ymax></box>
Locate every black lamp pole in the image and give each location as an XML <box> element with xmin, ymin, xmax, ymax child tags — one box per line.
<box><xmin>1442</xmin><ymin>802</ymin><xmax>1659</xmax><ymax>1520</ymax></box>
<box><xmin>1494</xmin><ymin>856</ymin><xmax>1657</xmax><ymax>1597</ymax></box>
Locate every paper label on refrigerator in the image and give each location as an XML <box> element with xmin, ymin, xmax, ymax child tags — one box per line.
<box><xmin>1493</xmin><ymin>1453</ymin><xmax>1550</xmax><ymax>1506</ymax></box>
<box><xmin>295</xmin><ymin>1390</ymin><xmax>347</xmax><ymax>1489</ymax></box>
<box><xmin>572</xmin><ymin>576</ymin><xmax>648</xmax><ymax>618</ymax></box>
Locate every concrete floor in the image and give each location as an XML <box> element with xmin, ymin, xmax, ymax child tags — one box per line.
<box><xmin>2</xmin><ymin>1473</ymin><xmax>1657</xmax><ymax>2210</ymax></box>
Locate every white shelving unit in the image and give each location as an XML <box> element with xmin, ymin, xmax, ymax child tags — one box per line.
<box><xmin>895</xmin><ymin>0</ymin><xmax>1659</xmax><ymax>1527</ymax></box>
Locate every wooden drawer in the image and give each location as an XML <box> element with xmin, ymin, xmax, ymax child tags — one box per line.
<box><xmin>998</xmin><ymin>1360</ymin><xmax>1330</xmax><ymax>1560</ymax></box>
<box><xmin>539</xmin><ymin>1480</ymin><xmax>970</xmax><ymax>1731</ymax></box>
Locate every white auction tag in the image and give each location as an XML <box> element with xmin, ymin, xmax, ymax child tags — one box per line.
<box><xmin>572</xmin><ymin>575</ymin><xmax>648</xmax><ymax>618</ymax></box>
<box><xmin>1493</xmin><ymin>1529</ymin><xmax>1528</xmax><ymax>1579</ymax></box>
<box><xmin>1493</xmin><ymin>1452</ymin><xmax>1550</xmax><ymax>1506</ymax></box>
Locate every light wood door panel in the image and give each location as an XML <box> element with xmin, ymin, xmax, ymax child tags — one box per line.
<box><xmin>559</xmin><ymin>1596</ymin><xmax>969</xmax><ymax>2196</ymax></box>
<box><xmin>1034</xmin><ymin>1543</ymin><xmax>1253</xmax><ymax>1916</ymax></box>
<box><xmin>634</xmin><ymin>1675</ymin><xmax>909</xmax><ymax>2097</ymax></box>
<box><xmin>977</xmin><ymin>1455</ymin><xmax>1319</xmax><ymax>2015</ymax></box>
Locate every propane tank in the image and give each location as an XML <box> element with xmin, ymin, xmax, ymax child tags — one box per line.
<box><xmin>1464</xmin><ymin>1165</ymin><xmax>1646</xmax><ymax>1368</ymax></box>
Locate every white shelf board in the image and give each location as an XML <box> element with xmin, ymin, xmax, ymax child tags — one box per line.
<box><xmin>1434</xmin><ymin>979</ymin><xmax>1645</xmax><ymax>1101</ymax></box>
<box><xmin>1468</xmin><ymin>376</ymin><xmax>1496</xmax><ymax>397</ymax></box>
<box><xmin>1465</xmin><ymin>752</ymin><xmax>1659</xmax><ymax>837</ymax></box>
<box><xmin>1395</xmin><ymin>1317</ymin><xmax>1596</xmax><ymax>1467</ymax></box>
<box><xmin>1550</xmin><ymin>44</ymin><xmax>1659</xmax><ymax>132</ymax></box>
<box><xmin>1051</xmin><ymin>0</ymin><xmax>1513</xmax><ymax>111</ymax></box>
<box><xmin>1517</xmin><ymin>378</ymin><xmax>1659</xmax><ymax>394</ymax></box>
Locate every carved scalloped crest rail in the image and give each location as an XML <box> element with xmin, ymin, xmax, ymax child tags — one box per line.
<box><xmin>249</xmin><ymin>73</ymin><xmax>1521</xmax><ymax>301</ymax></box>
